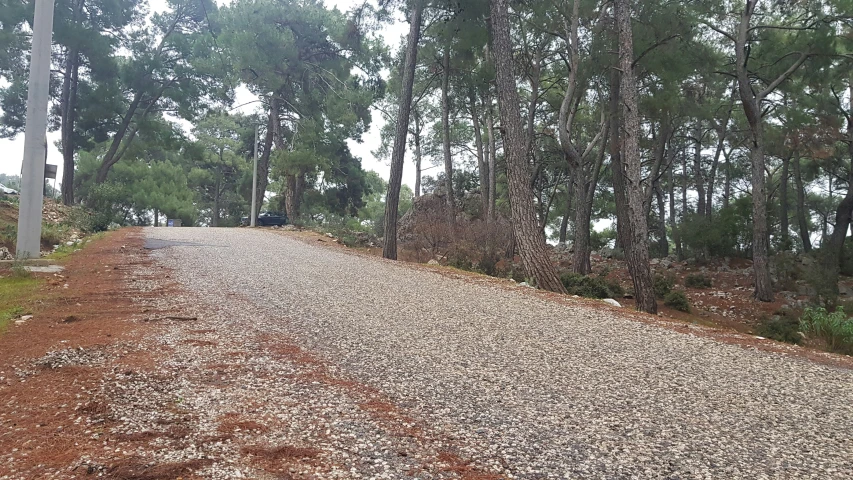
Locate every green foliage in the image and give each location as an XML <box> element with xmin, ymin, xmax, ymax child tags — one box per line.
<box><xmin>664</xmin><ymin>291</ymin><xmax>690</xmax><ymax>313</ymax></box>
<box><xmin>684</xmin><ymin>273</ymin><xmax>712</xmax><ymax>289</ymax></box>
<box><xmin>590</xmin><ymin>227</ymin><xmax>617</xmax><ymax>251</ymax></box>
<box><xmin>560</xmin><ymin>272</ymin><xmax>624</xmax><ymax>299</ymax></box>
<box><xmin>800</xmin><ymin>307</ymin><xmax>853</xmax><ymax>355</ymax></box>
<box><xmin>680</xmin><ymin>199</ymin><xmax>753</xmax><ymax>259</ymax></box>
<box><xmin>757</xmin><ymin>310</ymin><xmax>802</xmax><ymax>345</ymax></box>
<box><xmin>654</xmin><ymin>273</ymin><xmax>675</xmax><ymax>298</ymax></box>
<box><xmin>40</xmin><ymin>223</ymin><xmax>70</xmax><ymax>247</ymax></box>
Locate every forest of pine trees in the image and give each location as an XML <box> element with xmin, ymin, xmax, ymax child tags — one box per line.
<box><xmin>1</xmin><ymin>0</ymin><xmax>852</xmax><ymax>312</ymax></box>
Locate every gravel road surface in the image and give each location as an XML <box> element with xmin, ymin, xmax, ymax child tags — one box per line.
<box><xmin>141</xmin><ymin>227</ymin><xmax>853</xmax><ymax>479</ymax></box>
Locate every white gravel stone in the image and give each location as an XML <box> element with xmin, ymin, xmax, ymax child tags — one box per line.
<box><xmin>131</xmin><ymin>227</ymin><xmax>853</xmax><ymax>479</ymax></box>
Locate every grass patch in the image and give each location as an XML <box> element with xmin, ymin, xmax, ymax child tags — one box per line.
<box><xmin>800</xmin><ymin>306</ymin><xmax>853</xmax><ymax>355</ymax></box>
<box><xmin>44</xmin><ymin>232</ymin><xmax>105</xmax><ymax>260</ymax></box>
<box><xmin>0</xmin><ymin>275</ymin><xmax>41</xmax><ymax>333</ymax></box>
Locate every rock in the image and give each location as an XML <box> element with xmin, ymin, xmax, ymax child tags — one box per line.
<box><xmin>0</xmin><ymin>247</ymin><xmax>12</xmax><ymax>260</ymax></box>
<box><xmin>602</xmin><ymin>298</ymin><xmax>621</xmax><ymax>307</ymax></box>
<box><xmin>839</xmin><ymin>283</ymin><xmax>853</xmax><ymax>297</ymax></box>
<box><xmin>325</xmin><ymin>232</ymin><xmax>334</xmax><ymax>238</ymax></box>
<box><xmin>519</xmin><ymin>282</ymin><xmax>533</xmax><ymax>288</ymax></box>
<box><xmin>427</xmin><ymin>259</ymin><xmax>440</xmax><ymax>266</ymax></box>
<box><xmin>796</xmin><ymin>283</ymin><xmax>816</xmax><ymax>297</ymax></box>
<box><xmin>65</xmin><ymin>241</ymin><xmax>74</xmax><ymax>246</ymax></box>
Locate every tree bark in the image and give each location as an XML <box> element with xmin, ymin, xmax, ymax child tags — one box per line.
<box><xmin>780</xmin><ymin>152</ymin><xmax>792</xmax><ymax>250</ymax></box>
<box><xmin>383</xmin><ymin>1</ymin><xmax>424</xmax><ymax>259</ymax></box>
<box><xmin>793</xmin><ymin>153</ymin><xmax>812</xmax><ymax>252</ymax></box>
<box><xmin>414</xmin><ymin>108</ymin><xmax>422</xmax><ymax>198</ymax></box>
<box><xmin>670</xmin><ymin>152</ymin><xmax>683</xmax><ymax>260</ymax></box>
<box><xmin>559</xmin><ymin>177</ymin><xmax>572</xmax><ymax>244</ymax></box>
<box><xmin>693</xmin><ymin>121</ymin><xmax>706</xmax><ymax>218</ymax></box>
<box><xmin>655</xmin><ymin>184</ymin><xmax>669</xmax><ymax>257</ymax></box>
<box><xmin>608</xmin><ymin>67</ymin><xmax>628</xmax><ymax>251</ymax></box>
<box><xmin>490</xmin><ymin>0</ymin><xmax>566</xmax><ymax>294</ymax></box>
<box><xmin>60</xmin><ymin>49</ymin><xmax>80</xmax><ymax>205</ymax></box>
<box><xmin>616</xmin><ymin>0</ymin><xmax>656</xmax><ymax>313</ymax></box>
<box><xmin>470</xmin><ymin>90</ymin><xmax>488</xmax><ymax>216</ymax></box>
<box><xmin>254</xmin><ymin>103</ymin><xmax>275</xmax><ymax>219</ymax></box>
<box><xmin>441</xmin><ymin>47</ymin><xmax>456</xmax><ymax>225</ymax></box>
<box><xmin>486</xmin><ymin>98</ymin><xmax>497</xmax><ymax>223</ymax></box>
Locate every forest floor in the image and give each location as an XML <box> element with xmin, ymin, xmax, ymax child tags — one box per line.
<box><xmin>1</xmin><ymin>227</ymin><xmax>852</xmax><ymax>479</ymax></box>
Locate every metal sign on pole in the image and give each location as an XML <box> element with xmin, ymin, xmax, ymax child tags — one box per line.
<box><xmin>250</xmin><ymin>125</ymin><xmax>259</xmax><ymax>227</ymax></box>
<box><xmin>16</xmin><ymin>0</ymin><xmax>55</xmax><ymax>259</ymax></box>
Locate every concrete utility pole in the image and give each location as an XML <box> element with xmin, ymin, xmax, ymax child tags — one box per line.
<box><xmin>16</xmin><ymin>0</ymin><xmax>55</xmax><ymax>259</ymax></box>
<box><xmin>250</xmin><ymin>125</ymin><xmax>259</xmax><ymax>227</ymax></box>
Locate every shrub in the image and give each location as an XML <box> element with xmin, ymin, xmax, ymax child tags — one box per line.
<box><xmin>446</xmin><ymin>252</ymin><xmax>473</xmax><ymax>271</ymax></box>
<box><xmin>664</xmin><ymin>291</ymin><xmax>690</xmax><ymax>312</ymax></box>
<box><xmin>654</xmin><ymin>273</ymin><xmax>675</xmax><ymax>298</ymax></box>
<box><xmin>684</xmin><ymin>273</ymin><xmax>712</xmax><ymax>289</ymax></box>
<box><xmin>560</xmin><ymin>272</ymin><xmax>624</xmax><ymax>299</ymax></box>
<box><xmin>40</xmin><ymin>222</ymin><xmax>69</xmax><ymax>247</ymax></box>
<box><xmin>799</xmin><ymin>306</ymin><xmax>853</xmax><ymax>355</ymax></box>
<box><xmin>756</xmin><ymin>312</ymin><xmax>802</xmax><ymax>345</ymax></box>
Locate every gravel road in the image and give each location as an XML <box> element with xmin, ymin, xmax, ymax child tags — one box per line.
<box><xmin>141</xmin><ymin>227</ymin><xmax>853</xmax><ymax>479</ymax></box>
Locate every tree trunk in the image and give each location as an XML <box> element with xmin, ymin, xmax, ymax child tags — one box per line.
<box><xmin>254</xmin><ymin>101</ymin><xmax>275</xmax><ymax>219</ymax></box>
<box><xmin>671</xmin><ymin>155</ymin><xmax>683</xmax><ymax>260</ymax></box>
<box><xmin>489</xmin><ymin>0</ymin><xmax>566</xmax><ymax>294</ymax></box>
<box><xmin>414</xmin><ymin>109</ymin><xmax>422</xmax><ymax>198</ymax></box>
<box><xmin>780</xmin><ymin>152</ymin><xmax>792</xmax><ymax>250</ymax></box>
<box><xmin>693</xmin><ymin>121</ymin><xmax>706</xmax><ymax>219</ymax></box>
<box><xmin>383</xmin><ymin>1</ymin><xmax>423</xmax><ymax>259</ymax></box>
<box><xmin>154</xmin><ymin>209</ymin><xmax>159</xmax><ymax>227</ymax></box>
<box><xmin>793</xmin><ymin>153</ymin><xmax>812</xmax><ymax>252</ymax></box>
<box><xmin>212</xmin><ymin>177</ymin><xmax>221</xmax><ymax>227</ymax></box>
<box><xmin>616</xmin><ymin>0</ymin><xmax>656</xmax><ymax>313</ymax></box>
<box><xmin>486</xmin><ymin>99</ymin><xmax>497</xmax><ymax>223</ymax></box>
<box><xmin>559</xmin><ymin>177</ymin><xmax>572</xmax><ymax>244</ymax></box>
<box><xmin>608</xmin><ymin>67</ymin><xmax>628</xmax><ymax>251</ymax></box>
<box><xmin>655</xmin><ymin>184</ymin><xmax>669</xmax><ymax>257</ymax></box>
<box><xmin>470</xmin><ymin>90</ymin><xmax>488</xmax><ymax>216</ymax></box>
<box><xmin>819</xmin><ymin>81</ymin><xmax>853</xmax><ymax>299</ymax></box>
<box><xmin>441</xmin><ymin>47</ymin><xmax>456</xmax><ymax>225</ymax></box>
<box><xmin>60</xmin><ymin>49</ymin><xmax>80</xmax><ymax>205</ymax></box>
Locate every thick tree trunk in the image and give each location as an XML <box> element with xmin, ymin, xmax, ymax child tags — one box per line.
<box><xmin>616</xmin><ymin>0</ymin><xmax>656</xmax><ymax>313</ymax></box>
<box><xmin>490</xmin><ymin>0</ymin><xmax>566</xmax><ymax>294</ymax></box>
<box><xmin>154</xmin><ymin>209</ymin><xmax>159</xmax><ymax>227</ymax></box>
<box><xmin>383</xmin><ymin>2</ymin><xmax>423</xmax><ymax>259</ymax></box>
<box><xmin>441</xmin><ymin>47</ymin><xmax>456</xmax><ymax>225</ymax></box>
<box><xmin>793</xmin><ymin>153</ymin><xmax>812</xmax><ymax>252</ymax></box>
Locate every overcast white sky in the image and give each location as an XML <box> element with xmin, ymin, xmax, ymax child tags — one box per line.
<box><xmin>0</xmin><ymin>0</ymin><xmax>414</xmax><ymax>190</ymax></box>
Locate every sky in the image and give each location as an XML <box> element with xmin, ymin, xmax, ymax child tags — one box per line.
<box><xmin>0</xmin><ymin>0</ymin><xmax>414</xmax><ymax>191</ymax></box>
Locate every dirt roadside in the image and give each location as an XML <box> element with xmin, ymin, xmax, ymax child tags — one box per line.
<box><xmin>1</xmin><ymin>228</ymin><xmax>503</xmax><ymax>480</ymax></box>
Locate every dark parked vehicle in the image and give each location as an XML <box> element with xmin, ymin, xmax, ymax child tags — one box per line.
<box><xmin>242</xmin><ymin>211</ymin><xmax>288</xmax><ymax>226</ymax></box>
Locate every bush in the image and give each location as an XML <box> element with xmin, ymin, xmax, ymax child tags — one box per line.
<box><xmin>800</xmin><ymin>306</ymin><xmax>853</xmax><ymax>355</ymax></box>
<box><xmin>40</xmin><ymin>222</ymin><xmax>69</xmax><ymax>247</ymax></box>
<box><xmin>757</xmin><ymin>312</ymin><xmax>802</xmax><ymax>344</ymax></box>
<box><xmin>560</xmin><ymin>272</ymin><xmax>624</xmax><ymax>299</ymax></box>
<box><xmin>664</xmin><ymin>291</ymin><xmax>690</xmax><ymax>312</ymax></box>
<box><xmin>684</xmin><ymin>273</ymin><xmax>712</xmax><ymax>289</ymax></box>
<box><xmin>654</xmin><ymin>273</ymin><xmax>675</xmax><ymax>298</ymax></box>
